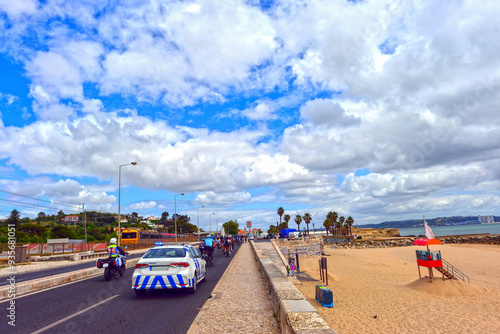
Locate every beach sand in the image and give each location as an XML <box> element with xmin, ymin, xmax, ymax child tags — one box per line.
<box><xmin>293</xmin><ymin>244</ymin><xmax>500</xmax><ymax>334</ymax></box>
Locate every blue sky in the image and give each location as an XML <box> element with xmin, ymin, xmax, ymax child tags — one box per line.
<box><xmin>1</xmin><ymin>0</ymin><xmax>499</xmax><ymax>232</ymax></box>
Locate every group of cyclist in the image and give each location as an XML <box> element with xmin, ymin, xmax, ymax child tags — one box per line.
<box><xmin>201</xmin><ymin>234</ymin><xmax>244</xmax><ymax>263</ymax></box>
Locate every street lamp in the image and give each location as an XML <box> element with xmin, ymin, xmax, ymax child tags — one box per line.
<box><xmin>174</xmin><ymin>193</ymin><xmax>184</xmax><ymax>243</ymax></box>
<box><xmin>196</xmin><ymin>206</ymin><xmax>204</xmax><ymax>241</ymax></box>
<box><xmin>209</xmin><ymin>213</ymin><xmax>215</xmax><ymax>235</ymax></box>
<box><xmin>118</xmin><ymin>162</ymin><xmax>137</xmax><ymax>246</ymax></box>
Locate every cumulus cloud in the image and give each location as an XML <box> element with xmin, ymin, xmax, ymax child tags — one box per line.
<box><xmin>129</xmin><ymin>201</ymin><xmax>157</xmax><ymax>211</ymax></box>
<box><xmin>1</xmin><ymin>0</ymin><xmax>499</xmax><ymax>226</ymax></box>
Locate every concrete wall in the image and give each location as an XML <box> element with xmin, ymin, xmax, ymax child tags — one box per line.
<box><xmin>250</xmin><ymin>240</ymin><xmax>336</xmax><ymax>334</ymax></box>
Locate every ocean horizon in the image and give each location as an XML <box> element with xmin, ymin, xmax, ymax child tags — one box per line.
<box><xmin>398</xmin><ymin>222</ymin><xmax>500</xmax><ymax>237</ymax></box>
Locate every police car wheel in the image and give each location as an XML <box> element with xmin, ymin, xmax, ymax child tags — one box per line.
<box><xmin>135</xmin><ymin>289</ymin><xmax>146</xmax><ymax>296</ymax></box>
<box><xmin>201</xmin><ymin>270</ymin><xmax>207</xmax><ymax>282</ymax></box>
<box><xmin>188</xmin><ymin>273</ymin><xmax>198</xmax><ymax>294</ymax></box>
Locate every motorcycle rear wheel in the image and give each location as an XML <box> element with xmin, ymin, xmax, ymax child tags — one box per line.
<box><xmin>104</xmin><ymin>267</ymin><xmax>112</xmax><ymax>281</ymax></box>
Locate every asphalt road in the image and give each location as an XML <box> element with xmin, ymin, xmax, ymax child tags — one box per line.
<box><xmin>0</xmin><ymin>253</ymin><xmax>146</xmax><ymax>286</ymax></box>
<box><xmin>1</xmin><ymin>244</ymin><xmax>240</xmax><ymax>334</ymax></box>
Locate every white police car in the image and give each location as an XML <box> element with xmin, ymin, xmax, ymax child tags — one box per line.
<box><xmin>132</xmin><ymin>243</ymin><xmax>206</xmax><ymax>296</ymax></box>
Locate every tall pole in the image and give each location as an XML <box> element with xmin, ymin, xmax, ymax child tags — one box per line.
<box><xmin>118</xmin><ymin>162</ymin><xmax>137</xmax><ymax>246</ymax></box>
<box><xmin>197</xmin><ymin>206</ymin><xmax>204</xmax><ymax>241</ymax></box>
<box><xmin>174</xmin><ymin>193</ymin><xmax>184</xmax><ymax>243</ymax></box>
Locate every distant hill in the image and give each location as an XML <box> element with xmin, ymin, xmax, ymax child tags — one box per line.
<box><xmin>360</xmin><ymin>216</ymin><xmax>500</xmax><ymax>229</ymax></box>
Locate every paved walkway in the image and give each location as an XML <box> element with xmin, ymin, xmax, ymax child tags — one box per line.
<box><xmin>188</xmin><ymin>242</ymin><xmax>280</xmax><ymax>334</ymax></box>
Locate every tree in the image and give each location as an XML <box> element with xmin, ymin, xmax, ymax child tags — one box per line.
<box><xmin>277</xmin><ymin>207</ymin><xmax>284</xmax><ymax>229</ymax></box>
<box><xmin>222</xmin><ymin>220</ymin><xmax>239</xmax><ymax>235</ymax></box>
<box><xmin>303</xmin><ymin>213</ymin><xmax>312</xmax><ymax>235</ymax></box>
<box><xmin>37</xmin><ymin>212</ymin><xmax>47</xmax><ymax>219</ymax></box>
<box><xmin>327</xmin><ymin>211</ymin><xmax>338</xmax><ymax>235</ymax></box>
<box><xmin>51</xmin><ymin>225</ymin><xmax>76</xmax><ymax>239</ymax></box>
<box><xmin>161</xmin><ymin>211</ymin><xmax>169</xmax><ymax>222</ymax></box>
<box><xmin>339</xmin><ymin>216</ymin><xmax>346</xmax><ymax>236</ymax></box>
<box><xmin>294</xmin><ymin>215</ymin><xmax>302</xmax><ymax>232</ymax></box>
<box><xmin>5</xmin><ymin>209</ymin><xmax>21</xmax><ymax>229</ymax></box>
<box><xmin>18</xmin><ymin>224</ymin><xmax>47</xmax><ymax>237</ymax></box>
<box><xmin>323</xmin><ymin>218</ymin><xmax>332</xmax><ymax>236</ymax></box>
<box><xmin>284</xmin><ymin>214</ymin><xmax>291</xmax><ymax>229</ymax></box>
<box><xmin>346</xmin><ymin>216</ymin><xmax>354</xmax><ymax>236</ymax></box>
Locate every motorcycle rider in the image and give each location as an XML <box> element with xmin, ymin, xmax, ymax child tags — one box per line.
<box><xmin>107</xmin><ymin>237</ymin><xmax>126</xmax><ymax>273</ymax></box>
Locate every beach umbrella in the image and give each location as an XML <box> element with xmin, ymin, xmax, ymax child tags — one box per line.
<box><xmin>413</xmin><ymin>238</ymin><xmax>443</xmax><ymax>246</ymax></box>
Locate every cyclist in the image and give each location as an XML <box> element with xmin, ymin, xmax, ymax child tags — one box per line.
<box><xmin>215</xmin><ymin>237</ymin><xmax>221</xmax><ymax>251</ymax></box>
<box><xmin>203</xmin><ymin>236</ymin><xmax>214</xmax><ymax>264</ymax></box>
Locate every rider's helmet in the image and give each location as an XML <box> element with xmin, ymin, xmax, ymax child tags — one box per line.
<box><xmin>110</xmin><ymin>237</ymin><xmax>117</xmax><ymax>244</ymax></box>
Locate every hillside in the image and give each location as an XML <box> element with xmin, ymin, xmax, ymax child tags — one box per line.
<box><xmin>361</xmin><ymin>216</ymin><xmax>499</xmax><ymax>229</ymax></box>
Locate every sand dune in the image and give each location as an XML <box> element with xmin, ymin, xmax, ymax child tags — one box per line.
<box><xmin>293</xmin><ymin>244</ymin><xmax>500</xmax><ymax>334</ymax></box>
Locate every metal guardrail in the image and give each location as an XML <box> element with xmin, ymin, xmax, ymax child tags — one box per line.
<box><xmin>442</xmin><ymin>258</ymin><xmax>470</xmax><ymax>284</ymax></box>
<box><xmin>79</xmin><ymin>252</ymin><xmax>108</xmax><ymax>260</ymax></box>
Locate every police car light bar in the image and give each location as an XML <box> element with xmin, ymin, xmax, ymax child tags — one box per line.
<box><xmin>155</xmin><ymin>242</ymin><xmax>163</xmax><ymax>246</ymax></box>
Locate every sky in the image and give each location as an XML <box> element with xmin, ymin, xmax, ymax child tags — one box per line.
<box><xmin>0</xmin><ymin>0</ymin><xmax>499</xmax><ymax>232</ymax></box>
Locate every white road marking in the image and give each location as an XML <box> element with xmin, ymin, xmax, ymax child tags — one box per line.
<box><xmin>30</xmin><ymin>294</ymin><xmax>119</xmax><ymax>334</ymax></box>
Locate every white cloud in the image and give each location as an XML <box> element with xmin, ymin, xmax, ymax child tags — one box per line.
<box><xmin>0</xmin><ymin>0</ymin><xmax>38</xmax><ymax>19</ymax></box>
<box><xmin>129</xmin><ymin>201</ymin><xmax>157</xmax><ymax>211</ymax></box>
<box><xmin>1</xmin><ymin>0</ymin><xmax>500</xmax><ymax>226</ymax></box>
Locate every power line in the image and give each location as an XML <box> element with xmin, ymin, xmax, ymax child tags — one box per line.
<box><xmin>0</xmin><ymin>189</ymin><xmax>81</xmax><ymax>210</ymax></box>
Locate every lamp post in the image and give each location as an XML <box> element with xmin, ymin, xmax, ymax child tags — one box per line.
<box><xmin>196</xmin><ymin>206</ymin><xmax>204</xmax><ymax>241</ymax></box>
<box><xmin>118</xmin><ymin>162</ymin><xmax>137</xmax><ymax>246</ymax></box>
<box><xmin>174</xmin><ymin>193</ymin><xmax>184</xmax><ymax>243</ymax></box>
<box><xmin>209</xmin><ymin>213</ymin><xmax>215</xmax><ymax>235</ymax></box>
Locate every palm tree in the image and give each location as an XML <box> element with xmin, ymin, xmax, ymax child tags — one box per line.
<box><xmin>277</xmin><ymin>207</ymin><xmax>285</xmax><ymax>235</ymax></box>
<box><xmin>339</xmin><ymin>216</ymin><xmax>345</xmax><ymax>236</ymax></box>
<box><xmin>346</xmin><ymin>216</ymin><xmax>354</xmax><ymax>236</ymax></box>
<box><xmin>323</xmin><ymin>218</ymin><xmax>332</xmax><ymax>236</ymax></box>
<box><xmin>303</xmin><ymin>213</ymin><xmax>312</xmax><ymax>235</ymax></box>
<box><xmin>284</xmin><ymin>214</ymin><xmax>291</xmax><ymax>229</ymax></box>
<box><xmin>277</xmin><ymin>207</ymin><xmax>284</xmax><ymax>225</ymax></box>
<box><xmin>294</xmin><ymin>215</ymin><xmax>302</xmax><ymax>233</ymax></box>
<box><xmin>327</xmin><ymin>211</ymin><xmax>338</xmax><ymax>235</ymax></box>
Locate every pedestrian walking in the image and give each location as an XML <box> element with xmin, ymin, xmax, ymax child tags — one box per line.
<box><xmin>286</xmin><ymin>265</ymin><xmax>290</xmax><ymax>276</ymax></box>
<box><xmin>290</xmin><ymin>260</ymin><xmax>295</xmax><ymax>276</ymax></box>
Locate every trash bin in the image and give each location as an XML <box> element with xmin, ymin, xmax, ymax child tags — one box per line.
<box><xmin>15</xmin><ymin>245</ymin><xmax>28</xmax><ymax>263</ymax></box>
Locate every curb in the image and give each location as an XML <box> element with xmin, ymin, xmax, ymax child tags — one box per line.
<box><xmin>0</xmin><ymin>258</ymin><xmax>140</xmax><ymax>301</ymax></box>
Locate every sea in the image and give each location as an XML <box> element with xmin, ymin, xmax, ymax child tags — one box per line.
<box><xmin>398</xmin><ymin>223</ymin><xmax>500</xmax><ymax>237</ymax></box>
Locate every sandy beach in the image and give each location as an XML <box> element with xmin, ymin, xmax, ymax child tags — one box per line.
<box><xmin>294</xmin><ymin>243</ymin><xmax>500</xmax><ymax>334</ymax></box>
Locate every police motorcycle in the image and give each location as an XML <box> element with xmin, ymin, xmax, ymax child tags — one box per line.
<box><xmin>97</xmin><ymin>240</ymin><xmax>129</xmax><ymax>281</ymax></box>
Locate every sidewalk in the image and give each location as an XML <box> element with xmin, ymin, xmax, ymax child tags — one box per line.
<box><xmin>188</xmin><ymin>242</ymin><xmax>280</xmax><ymax>334</ymax></box>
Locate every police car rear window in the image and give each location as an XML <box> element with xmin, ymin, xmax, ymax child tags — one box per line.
<box><xmin>144</xmin><ymin>248</ymin><xmax>186</xmax><ymax>258</ymax></box>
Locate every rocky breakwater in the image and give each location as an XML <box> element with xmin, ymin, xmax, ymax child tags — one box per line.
<box><xmin>440</xmin><ymin>235</ymin><xmax>500</xmax><ymax>245</ymax></box>
<box><xmin>327</xmin><ymin>239</ymin><xmax>415</xmax><ymax>249</ymax></box>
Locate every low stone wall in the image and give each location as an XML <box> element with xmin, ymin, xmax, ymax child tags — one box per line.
<box><xmin>250</xmin><ymin>240</ymin><xmax>336</xmax><ymax>334</ymax></box>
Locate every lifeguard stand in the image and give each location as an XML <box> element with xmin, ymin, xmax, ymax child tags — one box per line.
<box><xmin>415</xmin><ymin>249</ymin><xmax>442</xmax><ymax>282</ymax></box>
<box><xmin>413</xmin><ymin>238</ymin><xmax>470</xmax><ymax>283</ymax></box>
